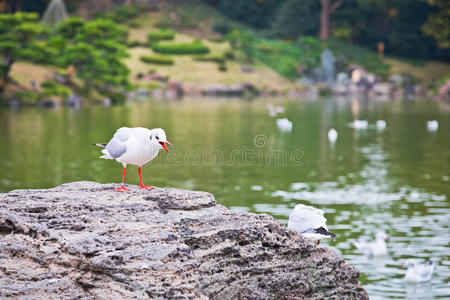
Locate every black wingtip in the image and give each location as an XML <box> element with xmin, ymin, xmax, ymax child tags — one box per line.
<box><xmin>93</xmin><ymin>143</ymin><xmax>107</xmax><ymax>147</ymax></box>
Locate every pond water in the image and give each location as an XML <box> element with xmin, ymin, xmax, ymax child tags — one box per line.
<box><xmin>0</xmin><ymin>96</ymin><xmax>449</xmax><ymax>299</ymax></box>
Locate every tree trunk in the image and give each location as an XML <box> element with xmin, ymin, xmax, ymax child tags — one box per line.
<box><xmin>319</xmin><ymin>0</ymin><xmax>330</xmax><ymax>40</ymax></box>
<box><xmin>0</xmin><ymin>56</ymin><xmax>14</xmax><ymax>93</ymax></box>
<box><xmin>318</xmin><ymin>0</ymin><xmax>343</xmax><ymax>40</ymax></box>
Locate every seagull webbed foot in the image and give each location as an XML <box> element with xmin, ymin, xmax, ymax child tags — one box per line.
<box><xmin>139</xmin><ymin>185</ymin><xmax>154</xmax><ymax>191</ymax></box>
<box><xmin>115</xmin><ymin>186</ymin><xmax>130</xmax><ymax>192</ymax></box>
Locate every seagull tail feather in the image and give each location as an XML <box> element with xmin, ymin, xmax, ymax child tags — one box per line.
<box><xmin>93</xmin><ymin>143</ymin><xmax>107</xmax><ymax>147</ymax></box>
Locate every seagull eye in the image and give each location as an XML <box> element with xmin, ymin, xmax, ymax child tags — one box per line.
<box><xmin>155</xmin><ymin>136</ymin><xmax>159</xmax><ymax>140</ymax></box>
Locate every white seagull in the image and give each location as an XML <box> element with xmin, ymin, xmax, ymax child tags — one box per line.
<box><xmin>353</xmin><ymin>232</ymin><xmax>389</xmax><ymax>256</ymax></box>
<box><xmin>403</xmin><ymin>260</ymin><xmax>436</xmax><ymax>283</ymax></box>
<box><xmin>328</xmin><ymin>128</ymin><xmax>338</xmax><ymax>144</ymax></box>
<box><xmin>349</xmin><ymin>120</ymin><xmax>368</xmax><ymax>130</ymax></box>
<box><xmin>267</xmin><ymin>103</ymin><xmax>285</xmax><ymax>117</ymax></box>
<box><xmin>427</xmin><ymin>120</ymin><xmax>439</xmax><ymax>132</ymax></box>
<box><xmin>376</xmin><ymin>120</ymin><xmax>387</xmax><ymax>131</ymax></box>
<box><xmin>276</xmin><ymin>118</ymin><xmax>293</xmax><ymax>132</ymax></box>
<box><xmin>94</xmin><ymin>127</ymin><xmax>172</xmax><ymax>192</ymax></box>
<box><xmin>288</xmin><ymin>204</ymin><xmax>336</xmax><ymax>245</ymax></box>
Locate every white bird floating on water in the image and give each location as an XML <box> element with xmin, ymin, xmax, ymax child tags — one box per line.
<box><xmin>427</xmin><ymin>120</ymin><xmax>439</xmax><ymax>132</ymax></box>
<box><xmin>349</xmin><ymin>119</ymin><xmax>369</xmax><ymax>129</ymax></box>
<box><xmin>403</xmin><ymin>260</ymin><xmax>436</xmax><ymax>283</ymax></box>
<box><xmin>288</xmin><ymin>204</ymin><xmax>336</xmax><ymax>245</ymax></box>
<box><xmin>94</xmin><ymin>127</ymin><xmax>172</xmax><ymax>192</ymax></box>
<box><xmin>328</xmin><ymin>128</ymin><xmax>338</xmax><ymax>144</ymax></box>
<box><xmin>266</xmin><ymin>103</ymin><xmax>285</xmax><ymax>117</ymax></box>
<box><xmin>353</xmin><ymin>232</ymin><xmax>389</xmax><ymax>256</ymax></box>
<box><xmin>276</xmin><ymin>118</ymin><xmax>292</xmax><ymax>132</ymax></box>
<box><xmin>376</xmin><ymin>120</ymin><xmax>387</xmax><ymax>131</ymax></box>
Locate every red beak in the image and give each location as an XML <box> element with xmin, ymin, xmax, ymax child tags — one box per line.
<box><xmin>159</xmin><ymin>141</ymin><xmax>172</xmax><ymax>152</ymax></box>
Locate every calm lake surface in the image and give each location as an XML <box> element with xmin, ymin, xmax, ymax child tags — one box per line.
<box><xmin>0</xmin><ymin>96</ymin><xmax>449</xmax><ymax>299</ymax></box>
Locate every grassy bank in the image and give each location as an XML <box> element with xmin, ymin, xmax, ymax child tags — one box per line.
<box><xmin>7</xmin><ymin>1</ymin><xmax>450</xmax><ymax>97</ymax></box>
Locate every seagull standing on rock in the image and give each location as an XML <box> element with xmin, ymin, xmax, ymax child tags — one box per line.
<box><xmin>94</xmin><ymin>127</ymin><xmax>172</xmax><ymax>192</ymax></box>
<box><xmin>288</xmin><ymin>204</ymin><xmax>336</xmax><ymax>245</ymax></box>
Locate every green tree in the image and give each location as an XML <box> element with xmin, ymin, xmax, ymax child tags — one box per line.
<box><xmin>273</xmin><ymin>0</ymin><xmax>319</xmax><ymax>40</ymax></box>
<box><xmin>226</xmin><ymin>29</ymin><xmax>255</xmax><ymax>62</ymax></box>
<box><xmin>58</xmin><ymin>18</ymin><xmax>130</xmax><ymax>102</ymax></box>
<box><xmin>209</xmin><ymin>0</ymin><xmax>283</xmax><ymax>29</ymax></box>
<box><xmin>422</xmin><ymin>0</ymin><xmax>450</xmax><ymax>49</ymax></box>
<box><xmin>0</xmin><ymin>12</ymin><xmax>44</xmax><ymax>91</ymax></box>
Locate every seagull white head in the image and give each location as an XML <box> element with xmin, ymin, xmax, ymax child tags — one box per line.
<box><xmin>376</xmin><ymin>231</ymin><xmax>389</xmax><ymax>241</ymax></box>
<box><xmin>402</xmin><ymin>259</ymin><xmax>417</xmax><ymax>268</ymax></box>
<box><xmin>150</xmin><ymin>128</ymin><xmax>172</xmax><ymax>153</ymax></box>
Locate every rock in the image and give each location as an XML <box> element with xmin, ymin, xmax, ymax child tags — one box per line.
<box><xmin>438</xmin><ymin>78</ymin><xmax>450</xmax><ymax>98</ymax></box>
<box><xmin>66</xmin><ymin>94</ymin><xmax>82</xmax><ymax>108</ymax></box>
<box><xmin>39</xmin><ymin>98</ymin><xmax>59</xmax><ymax>108</ymax></box>
<box><xmin>0</xmin><ymin>181</ymin><xmax>368</xmax><ymax>299</ymax></box>
<box><xmin>336</xmin><ymin>72</ymin><xmax>350</xmax><ymax>85</ymax></box>
<box><xmin>371</xmin><ymin>82</ymin><xmax>393</xmax><ymax>96</ymax></box>
<box><xmin>205</xmin><ymin>84</ymin><xmax>257</xmax><ymax>96</ymax></box>
<box><xmin>240</xmin><ymin>66</ymin><xmax>254</xmax><ymax>73</ymax></box>
<box><xmin>390</xmin><ymin>74</ymin><xmax>404</xmax><ymax>85</ymax></box>
<box><xmin>321</xmin><ymin>49</ymin><xmax>335</xmax><ymax>85</ymax></box>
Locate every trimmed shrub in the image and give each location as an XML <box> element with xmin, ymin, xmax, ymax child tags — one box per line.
<box><xmin>128</xmin><ymin>20</ymin><xmax>140</xmax><ymax>28</ymax></box>
<box><xmin>208</xmin><ymin>36</ymin><xmax>225</xmax><ymax>43</ymax></box>
<box><xmin>114</xmin><ymin>5</ymin><xmax>140</xmax><ymax>23</ymax></box>
<box><xmin>140</xmin><ymin>55</ymin><xmax>174</xmax><ymax>65</ymax></box>
<box><xmin>147</xmin><ymin>29</ymin><xmax>175</xmax><ymax>43</ymax></box>
<box><xmin>218</xmin><ymin>61</ymin><xmax>227</xmax><ymax>72</ymax></box>
<box><xmin>41</xmin><ymin>81</ymin><xmax>71</xmax><ymax>97</ymax></box>
<box><xmin>224</xmin><ymin>50</ymin><xmax>235</xmax><ymax>60</ymax></box>
<box><xmin>194</xmin><ymin>55</ymin><xmax>225</xmax><ymax>63</ymax></box>
<box><xmin>152</xmin><ymin>41</ymin><xmax>209</xmax><ymax>55</ymax></box>
<box><xmin>15</xmin><ymin>90</ymin><xmax>41</xmax><ymax>104</ymax></box>
<box><xmin>127</xmin><ymin>40</ymin><xmax>145</xmax><ymax>47</ymax></box>
<box><xmin>213</xmin><ymin>22</ymin><xmax>232</xmax><ymax>35</ymax></box>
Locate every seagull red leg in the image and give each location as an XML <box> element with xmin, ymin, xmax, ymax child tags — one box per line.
<box><xmin>139</xmin><ymin>166</ymin><xmax>154</xmax><ymax>190</ymax></box>
<box><xmin>115</xmin><ymin>167</ymin><xmax>129</xmax><ymax>192</ymax></box>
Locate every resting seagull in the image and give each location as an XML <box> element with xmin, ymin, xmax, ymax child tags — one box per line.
<box><xmin>288</xmin><ymin>204</ymin><xmax>336</xmax><ymax>245</ymax></box>
<box><xmin>353</xmin><ymin>232</ymin><xmax>389</xmax><ymax>256</ymax></box>
<box><xmin>328</xmin><ymin>128</ymin><xmax>338</xmax><ymax>144</ymax></box>
<box><xmin>276</xmin><ymin>118</ymin><xmax>293</xmax><ymax>132</ymax></box>
<box><xmin>403</xmin><ymin>260</ymin><xmax>436</xmax><ymax>283</ymax></box>
<box><xmin>94</xmin><ymin>127</ymin><xmax>172</xmax><ymax>192</ymax></box>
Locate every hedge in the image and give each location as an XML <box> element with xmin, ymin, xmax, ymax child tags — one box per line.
<box><xmin>193</xmin><ymin>55</ymin><xmax>225</xmax><ymax>63</ymax></box>
<box><xmin>140</xmin><ymin>55</ymin><xmax>174</xmax><ymax>65</ymax></box>
<box><xmin>127</xmin><ymin>40</ymin><xmax>145</xmax><ymax>47</ymax></box>
<box><xmin>152</xmin><ymin>41</ymin><xmax>210</xmax><ymax>55</ymax></box>
<box><xmin>147</xmin><ymin>29</ymin><xmax>175</xmax><ymax>42</ymax></box>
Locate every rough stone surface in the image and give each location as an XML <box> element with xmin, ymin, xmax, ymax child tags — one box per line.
<box><xmin>0</xmin><ymin>181</ymin><xmax>368</xmax><ymax>299</ymax></box>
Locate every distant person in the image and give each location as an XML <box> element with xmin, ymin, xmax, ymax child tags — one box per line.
<box><xmin>30</xmin><ymin>79</ymin><xmax>37</xmax><ymax>91</ymax></box>
<box><xmin>377</xmin><ymin>42</ymin><xmax>385</xmax><ymax>60</ymax></box>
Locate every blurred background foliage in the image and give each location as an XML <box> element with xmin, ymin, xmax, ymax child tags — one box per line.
<box><xmin>205</xmin><ymin>0</ymin><xmax>449</xmax><ymax>61</ymax></box>
<box><xmin>0</xmin><ymin>0</ymin><xmax>448</xmax><ymax>104</ymax></box>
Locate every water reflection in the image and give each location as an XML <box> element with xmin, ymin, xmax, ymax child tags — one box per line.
<box><xmin>0</xmin><ymin>97</ymin><xmax>449</xmax><ymax>298</ymax></box>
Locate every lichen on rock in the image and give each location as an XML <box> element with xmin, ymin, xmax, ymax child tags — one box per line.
<box><xmin>0</xmin><ymin>181</ymin><xmax>368</xmax><ymax>299</ymax></box>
